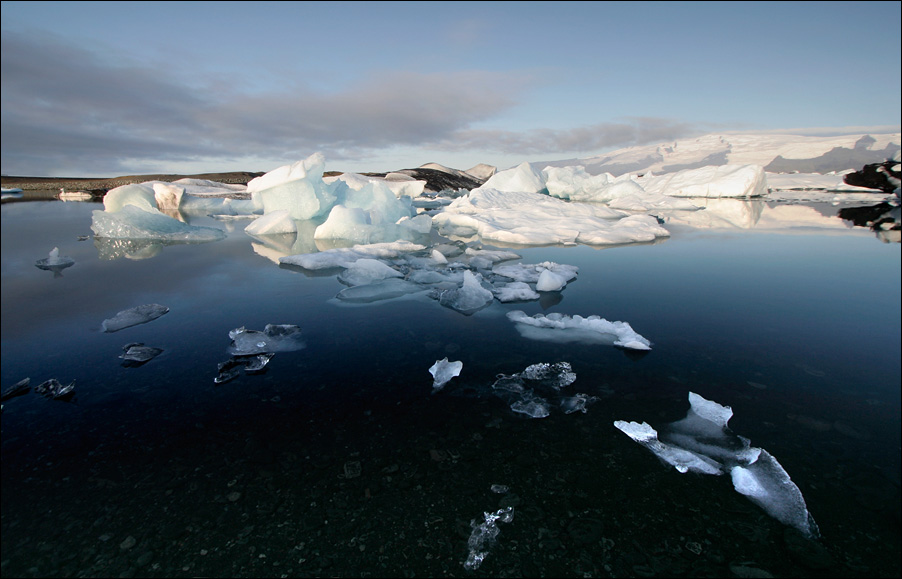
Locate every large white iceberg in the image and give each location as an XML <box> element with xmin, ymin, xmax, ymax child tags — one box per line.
<box><xmin>638</xmin><ymin>164</ymin><xmax>768</xmax><ymax>198</ymax></box>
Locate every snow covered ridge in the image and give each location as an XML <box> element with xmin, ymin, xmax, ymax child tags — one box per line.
<box><xmin>538</xmin><ymin>132</ymin><xmax>901</xmax><ymax>177</ymax></box>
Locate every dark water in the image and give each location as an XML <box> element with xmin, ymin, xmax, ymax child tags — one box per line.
<box><xmin>2</xmin><ymin>196</ymin><xmax>900</xmax><ymax>578</ymax></box>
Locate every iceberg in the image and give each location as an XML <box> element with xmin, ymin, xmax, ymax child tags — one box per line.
<box><xmin>638</xmin><ymin>164</ymin><xmax>768</xmax><ymax>198</ymax></box>
<box><xmin>337</xmin><ymin>258</ymin><xmax>403</xmax><ymax>286</ymax></box>
<box><xmin>506</xmin><ymin>310</ymin><xmax>652</xmax><ymax>350</ymax></box>
<box><xmin>91</xmin><ymin>205</ymin><xmax>226</xmax><ymax>242</ymax></box>
<box><xmin>102</xmin><ymin>304</ymin><xmax>170</xmax><ymax>332</ymax></box>
<box><xmin>244</xmin><ymin>210</ymin><xmax>297</xmax><ymax>236</ymax></box>
<box><xmin>614</xmin><ymin>420</ymin><xmax>724</xmax><ymax>475</ymax></box>
<box><xmin>428</xmin><ymin>358</ymin><xmax>463</xmax><ymax>391</ymax></box>
<box><xmin>279</xmin><ymin>241</ymin><xmax>426</xmax><ymax>270</ymax></box>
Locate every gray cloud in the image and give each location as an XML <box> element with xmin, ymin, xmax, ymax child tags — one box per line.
<box><xmin>432</xmin><ymin>117</ymin><xmax>702</xmax><ymax>157</ymax></box>
<box><xmin>1</xmin><ymin>30</ymin><xmax>526</xmax><ymax>175</ymax></box>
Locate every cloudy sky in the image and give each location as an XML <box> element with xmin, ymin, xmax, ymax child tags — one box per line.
<box><xmin>2</xmin><ymin>1</ymin><xmax>900</xmax><ymax>177</ymax></box>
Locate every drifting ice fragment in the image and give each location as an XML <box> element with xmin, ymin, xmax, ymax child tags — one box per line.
<box><xmin>215</xmin><ymin>353</ymin><xmax>275</xmax><ymax>384</ymax></box>
<box><xmin>511</xmin><ymin>395</ymin><xmax>551</xmax><ymax>418</ymax></box>
<box><xmin>463</xmin><ymin>506</ymin><xmax>515</xmax><ymax>571</ymax></box>
<box><xmin>228</xmin><ymin>324</ymin><xmax>305</xmax><ymax>355</ymax></box>
<box><xmin>730</xmin><ymin>450</ymin><xmax>820</xmax><ymax>538</ymax></box>
<box><xmin>35</xmin><ymin>247</ymin><xmax>75</xmax><ymax>275</ymax></box>
<box><xmin>119</xmin><ymin>343</ymin><xmax>163</xmax><ymax>367</ymax></box>
<box><xmin>434</xmin><ymin>270</ymin><xmax>494</xmax><ymax>315</ymax></box>
<box><xmin>102</xmin><ymin>304</ymin><xmax>170</xmax><ymax>332</ymax></box>
<box><xmin>1</xmin><ymin>378</ymin><xmax>31</xmax><ymax>402</ymax></box>
<box><xmin>429</xmin><ymin>358</ymin><xmax>463</xmax><ymax>390</ymax></box>
<box><xmin>506</xmin><ymin>310</ymin><xmax>651</xmax><ymax>350</ymax></box>
<box><xmin>34</xmin><ymin>378</ymin><xmax>76</xmax><ymax>401</ymax></box>
<box><xmin>614</xmin><ymin>392</ymin><xmax>819</xmax><ymax>538</ymax></box>
<box><xmin>335</xmin><ymin>278</ymin><xmax>424</xmax><ymax>303</ymax></box>
<box><xmin>522</xmin><ymin>362</ymin><xmax>576</xmax><ymax>388</ymax></box>
<box><xmin>613</xmin><ymin>420</ymin><xmax>723</xmax><ymax>475</ymax></box>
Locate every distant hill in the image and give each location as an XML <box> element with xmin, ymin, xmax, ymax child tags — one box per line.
<box><xmin>535</xmin><ymin>132</ymin><xmax>901</xmax><ymax>176</ymax></box>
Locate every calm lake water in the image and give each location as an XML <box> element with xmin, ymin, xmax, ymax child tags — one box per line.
<box><xmin>2</xmin><ymin>194</ymin><xmax>900</xmax><ymax>578</ymax></box>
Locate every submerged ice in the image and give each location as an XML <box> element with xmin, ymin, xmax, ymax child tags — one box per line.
<box><xmin>228</xmin><ymin>324</ymin><xmax>305</xmax><ymax>355</ymax></box>
<box><xmin>492</xmin><ymin>362</ymin><xmax>596</xmax><ymax>419</ymax></box>
<box><xmin>614</xmin><ymin>392</ymin><xmax>819</xmax><ymax>538</ymax></box>
<box><xmin>101</xmin><ymin>304</ymin><xmax>170</xmax><ymax>333</ymax></box>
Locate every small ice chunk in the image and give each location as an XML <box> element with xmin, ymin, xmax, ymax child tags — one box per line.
<box><xmin>614</xmin><ymin>420</ymin><xmax>723</xmax><ymax>475</ymax></box>
<box><xmin>1</xmin><ymin>378</ymin><xmax>31</xmax><ymax>402</ymax></box>
<box><xmin>429</xmin><ymin>358</ymin><xmax>463</xmax><ymax>390</ymax></box>
<box><xmin>536</xmin><ymin>268</ymin><xmax>567</xmax><ymax>291</ymax></box>
<box><xmin>33</xmin><ymin>378</ymin><xmax>76</xmax><ymax>401</ymax></box>
<box><xmin>228</xmin><ymin>324</ymin><xmax>305</xmax><ymax>355</ymax></box>
<box><xmin>463</xmin><ymin>507</ymin><xmax>515</xmax><ymax>571</ymax></box>
<box><xmin>244</xmin><ymin>209</ymin><xmax>297</xmax><ymax>236</ymax></box>
<box><xmin>560</xmin><ymin>393</ymin><xmax>592</xmax><ymax>414</ymax></box>
<box><xmin>492</xmin><ymin>281</ymin><xmax>540</xmax><ymax>303</ymax></box>
<box><xmin>335</xmin><ymin>278</ymin><xmax>424</xmax><ymax>303</ymax></box>
<box><xmin>507</xmin><ymin>310</ymin><xmax>651</xmax><ymax>350</ymax></box>
<box><xmin>102</xmin><ymin>304</ymin><xmax>170</xmax><ymax>333</ymax></box>
<box><xmin>435</xmin><ymin>270</ymin><xmax>494</xmax><ymax>315</ymax></box>
<box><xmin>511</xmin><ymin>395</ymin><xmax>551</xmax><ymax>418</ymax></box>
<box><xmin>119</xmin><ymin>343</ymin><xmax>163</xmax><ymax>367</ymax></box>
<box><xmin>522</xmin><ymin>361</ymin><xmax>576</xmax><ymax>388</ymax></box>
<box><xmin>730</xmin><ymin>450</ymin><xmax>819</xmax><ymax>538</ymax></box>
<box><xmin>35</xmin><ymin>247</ymin><xmax>75</xmax><ymax>271</ymax></box>
<box><xmin>337</xmin><ymin>258</ymin><xmax>402</xmax><ymax>286</ymax></box>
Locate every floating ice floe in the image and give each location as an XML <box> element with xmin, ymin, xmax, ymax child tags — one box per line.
<box><xmin>1</xmin><ymin>378</ymin><xmax>31</xmax><ymax>402</ymax></box>
<box><xmin>614</xmin><ymin>391</ymin><xmax>819</xmax><ymax>538</ymax></box>
<box><xmin>463</xmin><ymin>506</ymin><xmax>515</xmax><ymax>571</ymax></box>
<box><xmin>34</xmin><ymin>247</ymin><xmax>75</xmax><ymax>276</ymax></box>
<box><xmin>228</xmin><ymin>324</ymin><xmax>305</xmax><ymax>355</ymax></box>
<box><xmin>506</xmin><ymin>310</ymin><xmax>651</xmax><ymax>350</ymax></box>
<box><xmin>119</xmin><ymin>343</ymin><xmax>163</xmax><ymax>367</ymax></box>
<box><xmin>102</xmin><ymin>304</ymin><xmax>170</xmax><ymax>333</ymax></box>
<box><xmin>429</xmin><ymin>358</ymin><xmax>463</xmax><ymax>391</ymax></box>
<box><xmin>34</xmin><ymin>378</ymin><xmax>76</xmax><ymax>402</ymax></box>
<box><xmin>492</xmin><ymin>362</ymin><xmax>596</xmax><ymax>419</ymax></box>
<box><xmin>433</xmin><ymin>187</ymin><xmax>669</xmax><ymax>246</ymax></box>
<box><xmin>215</xmin><ymin>353</ymin><xmax>275</xmax><ymax>384</ymax></box>
<box><xmin>432</xmin><ymin>270</ymin><xmax>495</xmax><ymax>315</ymax></box>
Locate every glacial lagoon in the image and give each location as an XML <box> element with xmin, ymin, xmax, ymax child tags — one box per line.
<box><xmin>1</xmin><ymin>194</ymin><xmax>900</xmax><ymax>578</ymax></box>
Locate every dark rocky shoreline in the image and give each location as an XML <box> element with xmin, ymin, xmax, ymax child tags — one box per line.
<box><xmin>1</xmin><ymin>172</ymin><xmax>265</xmax><ymax>194</ymax></box>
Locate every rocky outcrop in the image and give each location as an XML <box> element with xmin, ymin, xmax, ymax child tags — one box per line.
<box><xmin>842</xmin><ymin>158</ymin><xmax>902</xmax><ymax>194</ymax></box>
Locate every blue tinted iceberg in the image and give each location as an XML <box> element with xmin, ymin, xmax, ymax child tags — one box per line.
<box><xmin>91</xmin><ymin>205</ymin><xmax>226</xmax><ymax>242</ymax></box>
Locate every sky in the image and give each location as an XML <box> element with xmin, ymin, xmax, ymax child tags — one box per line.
<box><xmin>1</xmin><ymin>1</ymin><xmax>900</xmax><ymax>178</ymax></box>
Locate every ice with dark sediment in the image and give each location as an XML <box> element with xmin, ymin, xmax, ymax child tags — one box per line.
<box><xmin>34</xmin><ymin>378</ymin><xmax>76</xmax><ymax>401</ymax></box>
<box><xmin>614</xmin><ymin>391</ymin><xmax>819</xmax><ymax>538</ymax></box>
<box><xmin>428</xmin><ymin>358</ymin><xmax>463</xmax><ymax>391</ymax></box>
<box><xmin>1</xmin><ymin>378</ymin><xmax>32</xmax><ymax>402</ymax></box>
<box><xmin>506</xmin><ymin>310</ymin><xmax>652</xmax><ymax>350</ymax></box>
<box><xmin>491</xmin><ymin>362</ymin><xmax>596</xmax><ymax>418</ymax></box>
<box><xmin>215</xmin><ymin>353</ymin><xmax>275</xmax><ymax>384</ymax></box>
<box><xmin>119</xmin><ymin>343</ymin><xmax>164</xmax><ymax>367</ymax></box>
<box><xmin>228</xmin><ymin>324</ymin><xmax>305</xmax><ymax>355</ymax></box>
<box><xmin>102</xmin><ymin>304</ymin><xmax>170</xmax><ymax>332</ymax></box>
